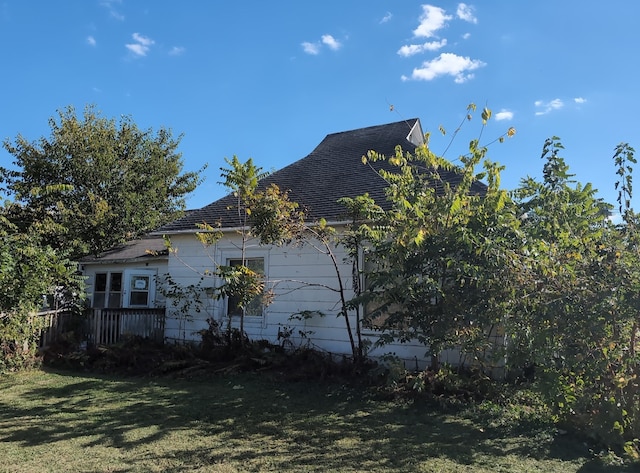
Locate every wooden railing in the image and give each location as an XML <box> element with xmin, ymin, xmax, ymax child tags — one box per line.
<box><xmin>87</xmin><ymin>308</ymin><xmax>165</xmax><ymax>346</ymax></box>
<box><xmin>38</xmin><ymin>308</ymin><xmax>166</xmax><ymax>348</ymax></box>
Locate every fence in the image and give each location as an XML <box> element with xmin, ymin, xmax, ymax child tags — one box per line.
<box><xmin>39</xmin><ymin>308</ymin><xmax>165</xmax><ymax>349</ymax></box>
<box><xmin>38</xmin><ymin>309</ymin><xmax>75</xmax><ymax>349</ymax></box>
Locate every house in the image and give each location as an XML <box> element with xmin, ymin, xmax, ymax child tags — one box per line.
<box><xmin>78</xmin><ymin>118</ymin><xmax>495</xmax><ymax>369</ymax></box>
<box><xmin>152</xmin><ymin>118</ymin><xmax>487</xmax><ymax>368</ymax></box>
<box><xmin>80</xmin><ymin>235</ymin><xmax>167</xmax><ymax>344</ymax></box>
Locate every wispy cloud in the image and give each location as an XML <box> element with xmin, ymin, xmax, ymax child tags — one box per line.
<box><xmin>495</xmin><ymin>109</ymin><xmax>514</xmax><ymax>121</ymax></box>
<box><xmin>574</xmin><ymin>97</ymin><xmax>587</xmax><ymax>104</ymax></box>
<box><xmin>87</xmin><ymin>35</ymin><xmax>96</xmax><ymax>46</ymax></box>
<box><xmin>168</xmin><ymin>46</ymin><xmax>186</xmax><ymax>56</ymax></box>
<box><xmin>125</xmin><ymin>32</ymin><xmax>155</xmax><ymax>57</ymax></box>
<box><xmin>457</xmin><ymin>3</ymin><xmax>478</xmax><ymax>24</ymax></box>
<box><xmin>413</xmin><ymin>5</ymin><xmax>452</xmax><ymax>38</ymax></box>
<box><xmin>380</xmin><ymin>12</ymin><xmax>393</xmax><ymax>24</ymax></box>
<box><xmin>402</xmin><ymin>52</ymin><xmax>485</xmax><ymax>83</ymax></box>
<box><xmin>322</xmin><ymin>34</ymin><xmax>342</xmax><ymax>51</ymax></box>
<box><xmin>302</xmin><ymin>41</ymin><xmax>321</xmax><ymax>55</ymax></box>
<box><xmin>100</xmin><ymin>0</ymin><xmax>124</xmax><ymax>21</ymax></box>
<box><xmin>302</xmin><ymin>34</ymin><xmax>342</xmax><ymax>55</ymax></box>
<box><xmin>398</xmin><ymin>39</ymin><xmax>447</xmax><ymax>57</ymax></box>
<box><xmin>535</xmin><ymin>98</ymin><xmax>564</xmax><ymax>115</ymax></box>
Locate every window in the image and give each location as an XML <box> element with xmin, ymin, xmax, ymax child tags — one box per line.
<box><xmin>226</xmin><ymin>258</ymin><xmax>265</xmax><ymax>317</ymax></box>
<box><xmin>92</xmin><ymin>270</ymin><xmax>156</xmax><ymax>309</ymax></box>
<box><xmin>93</xmin><ymin>272</ymin><xmax>123</xmax><ymax>308</ymax></box>
<box><xmin>128</xmin><ymin>275</ymin><xmax>151</xmax><ymax>307</ymax></box>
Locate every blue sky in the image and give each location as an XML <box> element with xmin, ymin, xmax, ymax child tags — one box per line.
<box><xmin>1</xmin><ymin>1</ymin><xmax>639</xmax><ymax>213</ymax></box>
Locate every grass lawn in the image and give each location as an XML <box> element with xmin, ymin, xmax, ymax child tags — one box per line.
<box><xmin>0</xmin><ymin>368</ymin><xmax>632</xmax><ymax>472</ymax></box>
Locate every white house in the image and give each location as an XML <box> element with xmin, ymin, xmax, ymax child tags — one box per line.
<box><xmin>152</xmin><ymin>118</ymin><xmax>487</xmax><ymax>368</ymax></box>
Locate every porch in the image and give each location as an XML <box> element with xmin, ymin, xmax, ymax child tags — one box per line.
<box><xmin>39</xmin><ymin>308</ymin><xmax>166</xmax><ymax>348</ymax></box>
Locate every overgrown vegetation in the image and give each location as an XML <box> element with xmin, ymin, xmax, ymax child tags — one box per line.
<box><xmin>0</xmin><ymin>104</ymin><xmax>202</xmax><ymax>372</ymax></box>
<box><xmin>2</xmin><ymin>103</ymin><xmax>640</xmax><ymax>463</ymax></box>
<box><xmin>0</xmin><ymin>213</ymin><xmax>83</xmax><ymax>373</ymax></box>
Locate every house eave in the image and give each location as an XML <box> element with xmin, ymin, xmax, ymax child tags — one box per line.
<box><xmin>81</xmin><ymin>255</ymin><xmax>168</xmax><ymax>266</ymax></box>
<box><xmin>153</xmin><ymin>220</ymin><xmax>351</xmax><ymax>237</ymax></box>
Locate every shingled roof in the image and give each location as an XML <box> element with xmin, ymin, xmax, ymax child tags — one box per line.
<box><xmin>156</xmin><ymin>118</ymin><xmax>486</xmax><ymax>233</ymax></box>
<box><xmin>80</xmin><ymin>235</ymin><xmax>168</xmax><ymax>264</ymax></box>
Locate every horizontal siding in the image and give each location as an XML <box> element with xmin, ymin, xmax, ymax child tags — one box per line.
<box><xmin>162</xmin><ymin>232</ymin><xmax>503</xmax><ymax>371</ymax></box>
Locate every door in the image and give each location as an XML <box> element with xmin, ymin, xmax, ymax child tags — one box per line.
<box><xmin>123</xmin><ymin>269</ymin><xmax>156</xmax><ymax>308</ymax></box>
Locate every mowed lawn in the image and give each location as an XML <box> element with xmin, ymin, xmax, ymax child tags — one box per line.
<box><xmin>0</xmin><ymin>369</ymin><xmax>629</xmax><ymax>473</ymax></box>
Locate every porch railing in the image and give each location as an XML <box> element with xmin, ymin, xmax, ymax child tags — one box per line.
<box><xmin>38</xmin><ymin>308</ymin><xmax>166</xmax><ymax>348</ymax></box>
<box><xmin>88</xmin><ymin>308</ymin><xmax>166</xmax><ymax>346</ymax></box>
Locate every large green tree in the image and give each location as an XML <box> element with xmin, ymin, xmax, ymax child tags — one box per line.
<box><xmin>509</xmin><ymin>139</ymin><xmax>640</xmax><ymax>452</ymax></box>
<box><xmin>1</xmin><ymin>104</ymin><xmax>203</xmax><ymax>258</ymax></box>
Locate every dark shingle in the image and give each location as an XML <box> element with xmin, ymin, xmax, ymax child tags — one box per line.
<box><xmin>156</xmin><ymin>118</ymin><xmax>485</xmax><ymax>233</ymax></box>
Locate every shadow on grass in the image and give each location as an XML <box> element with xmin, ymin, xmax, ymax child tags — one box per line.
<box><xmin>0</xmin><ymin>368</ymin><xmax>633</xmax><ymax>472</ymax></box>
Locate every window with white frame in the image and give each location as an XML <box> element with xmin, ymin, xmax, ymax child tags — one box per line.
<box><xmin>226</xmin><ymin>257</ymin><xmax>265</xmax><ymax>317</ymax></box>
<box><xmin>93</xmin><ymin>272</ymin><xmax>123</xmax><ymax>308</ymax></box>
<box><xmin>92</xmin><ymin>270</ymin><xmax>157</xmax><ymax>309</ymax></box>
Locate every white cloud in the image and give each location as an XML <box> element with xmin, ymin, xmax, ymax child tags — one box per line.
<box><xmin>132</xmin><ymin>33</ymin><xmax>154</xmax><ymax>47</ymax></box>
<box><xmin>87</xmin><ymin>36</ymin><xmax>96</xmax><ymax>46</ymax></box>
<box><xmin>457</xmin><ymin>3</ymin><xmax>478</xmax><ymax>24</ymax></box>
<box><xmin>322</xmin><ymin>34</ymin><xmax>342</xmax><ymax>51</ymax></box>
<box><xmin>403</xmin><ymin>52</ymin><xmax>485</xmax><ymax>83</ymax></box>
<box><xmin>535</xmin><ymin>98</ymin><xmax>564</xmax><ymax>115</ymax></box>
<box><xmin>169</xmin><ymin>46</ymin><xmax>185</xmax><ymax>56</ymax></box>
<box><xmin>302</xmin><ymin>34</ymin><xmax>342</xmax><ymax>55</ymax></box>
<box><xmin>574</xmin><ymin>97</ymin><xmax>586</xmax><ymax>104</ymax></box>
<box><xmin>397</xmin><ymin>39</ymin><xmax>447</xmax><ymax>57</ymax></box>
<box><xmin>495</xmin><ymin>109</ymin><xmax>514</xmax><ymax>121</ymax></box>
<box><xmin>302</xmin><ymin>41</ymin><xmax>320</xmax><ymax>55</ymax></box>
<box><xmin>380</xmin><ymin>12</ymin><xmax>393</xmax><ymax>24</ymax></box>
<box><xmin>413</xmin><ymin>5</ymin><xmax>452</xmax><ymax>38</ymax></box>
<box><xmin>125</xmin><ymin>33</ymin><xmax>155</xmax><ymax>57</ymax></box>
<box><xmin>100</xmin><ymin>0</ymin><xmax>124</xmax><ymax>21</ymax></box>
<box><xmin>462</xmin><ymin>32</ymin><xmax>471</xmax><ymax>40</ymax></box>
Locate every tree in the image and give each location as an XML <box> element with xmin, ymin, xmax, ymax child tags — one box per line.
<box><xmin>360</xmin><ymin>107</ymin><xmax>519</xmax><ymax>370</ymax></box>
<box><xmin>1</xmin><ymin>104</ymin><xmax>203</xmax><ymax>258</ymax></box>
<box><xmin>0</xmin><ymin>205</ymin><xmax>82</xmax><ymax>372</ymax></box>
<box><xmin>508</xmin><ymin>138</ymin><xmax>640</xmax><ymax>453</ymax></box>
<box><xmin>189</xmin><ymin>156</ymin><xmax>304</xmax><ymax>344</ymax></box>
<box><xmin>171</xmin><ymin>155</ymin><xmax>373</xmax><ymax>361</ymax></box>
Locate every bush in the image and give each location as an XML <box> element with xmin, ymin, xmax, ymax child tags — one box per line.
<box><xmin>0</xmin><ymin>311</ymin><xmax>46</xmax><ymax>373</ymax></box>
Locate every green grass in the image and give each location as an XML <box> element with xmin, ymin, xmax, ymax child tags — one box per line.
<box><xmin>0</xmin><ymin>369</ymin><xmax>631</xmax><ymax>472</ymax></box>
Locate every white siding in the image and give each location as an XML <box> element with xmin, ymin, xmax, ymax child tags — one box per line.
<box><xmin>163</xmin><ymin>231</ymin><xmax>454</xmax><ymax>369</ymax></box>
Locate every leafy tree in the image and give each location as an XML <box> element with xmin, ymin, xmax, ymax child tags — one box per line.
<box><xmin>0</xmin><ymin>206</ymin><xmax>82</xmax><ymax>372</ymax></box>
<box><xmin>171</xmin><ymin>156</ymin><xmax>373</xmax><ymax>361</ymax></box>
<box><xmin>1</xmin><ymin>104</ymin><xmax>203</xmax><ymax>258</ymax></box>
<box><xmin>360</xmin><ymin>107</ymin><xmax>519</xmax><ymax>370</ymax></box>
<box><xmin>183</xmin><ymin>156</ymin><xmax>305</xmax><ymax>343</ymax></box>
<box><xmin>509</xmin><ymin>138</ymin><xmax>640</xmax><ymax>455</ymax></box>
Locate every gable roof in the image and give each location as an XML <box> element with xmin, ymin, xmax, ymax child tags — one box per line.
<box><xmin>156</xmin><ymin>118</ymin><xmax>486</xmax><ymax>234</ymax></box>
